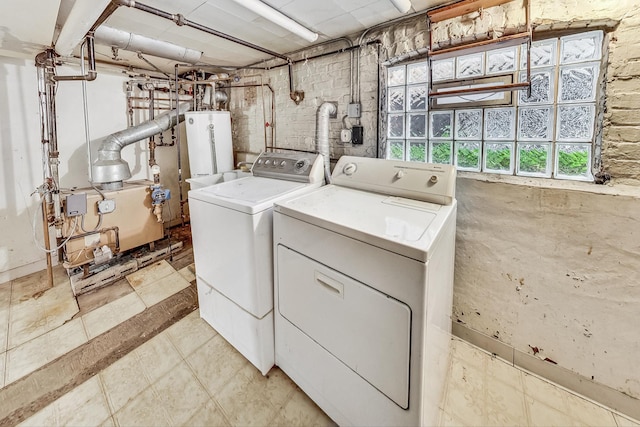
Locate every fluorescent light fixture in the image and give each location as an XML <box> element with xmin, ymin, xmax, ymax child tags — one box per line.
<box><xmin>390</xmin><ymin>0</ymin><xmax>412</xmax><ymax>13</ymax></box>
<box><xmin>55</xmin><ymin>0</ymin><xmax>113</xmax><ymax>56</ymax></box>
<box><xmin>228</xmin><ymin>0</ymin><xmax>318</xmax><ymax>43</ymax></box>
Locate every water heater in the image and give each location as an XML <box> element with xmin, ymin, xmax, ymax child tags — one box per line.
<box><xmin>185</xmin><ymin>111</ymin><xmax>234</xmax><ymax>176</ymax></box>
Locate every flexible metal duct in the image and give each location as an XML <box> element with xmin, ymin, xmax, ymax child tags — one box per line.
<box><xmin>316</xmin><ymin>102</ymin><xmax>337</xmax><ymax>184</ymax></box>
<box><xmin>94</xmin><ymin>25</ymin><xmax>203</xmax><ymax>63</ymax></box>
<box><xmin>92</xmin><ymin>102</ymin><xmax>191</xmax><ymax>189</ymax></box>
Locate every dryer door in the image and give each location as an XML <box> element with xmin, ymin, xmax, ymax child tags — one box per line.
<box><xmin>277</xmin><ymin>245</ymin><xmax>411</xmax><ymax>409</ymax></box>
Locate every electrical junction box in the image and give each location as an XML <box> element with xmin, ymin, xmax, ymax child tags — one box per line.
<box><xmin>351</xmin><ymin>125</ymin><xmax>364</xmax><ymax>145</ymax></box>
<box><xmin>347</xmin><ymin>102</ymin><xmax>361</xmax><ymax>118</ymax></box>
<box><xmin>65</xmin><ymin>193</ymin><xmax>87</xmax><ymax>217</ymax></box>
<box><xmin>98</xmin><ymin>199</ymin><xmax>116</xmax><ymax>214</ymax></box>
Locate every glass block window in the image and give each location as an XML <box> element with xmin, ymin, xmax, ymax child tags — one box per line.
<box><xmin>384</xmin><ymin>31</ymin><xmax>603</xmax><ymax>182</ymax></box>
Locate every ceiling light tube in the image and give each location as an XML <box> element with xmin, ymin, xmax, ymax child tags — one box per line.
<box><xmin>228</xmin><ymin>0</ymin><xmax>318</xmax><ymax>43</ymax></box>
<box><xmin>390</xmin><ymin>0</ymin><xmax>412</xmax><ymax>13</ymax></box>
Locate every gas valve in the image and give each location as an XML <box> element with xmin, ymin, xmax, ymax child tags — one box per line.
<box><xmin>150</xmin><ymin>184</ymin><xmax>171</xmax><ymax>222</ymax></box>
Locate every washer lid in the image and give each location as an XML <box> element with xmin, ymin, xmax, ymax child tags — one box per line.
<box><xmin>188</xmin><ymin>176</ymin><xmax>311</xmax><ymax>214</ymax></box>
<box><xmin>275</xmin><ymin>185</ymin><xmax>456</xmax><ymax>261</ymax></box>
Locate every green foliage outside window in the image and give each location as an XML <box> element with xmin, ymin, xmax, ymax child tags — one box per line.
<box><xmin>486</xmin><ymin>147</ymin><xmax>511</xmax><ymax>171</ymax></box>
<box><xmin>410</xmin><ymin>144</ymin><xmax>426</xmax><ymax>162</ymax></box>
<box><xmin>431</xmin><ymin>143</ymin><xmax>451</xmax><ymax>164</ymax></box>
<box><xmin>390</xmin><ymin>142</ymin><xmax>404</xmax><ymax>160</ymax></box>
<box><xmin>519</xmin><ymin>148</ymin><xmax>548</xmax><ymax>173</ymax></box>
<box><xmin>457</xmin><ymin>146</ymin><xmax>480</xmax><ymax>168</ymax></box>
<box><xmin>558</xmin><ymin>150</ymin><xmax>589</xmax><ymax>175</ymax></box>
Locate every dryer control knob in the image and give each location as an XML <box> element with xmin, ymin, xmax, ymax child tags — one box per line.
<box><xmin>430</xmin><ymin>175</ymin><xmax>438</xmax><ymax>184</ymax></box>
<box><xmin>343</xmin><ymin>163</ymin><xmax>357</xmax><ymax>176</ymax></box>
<box><xmin>395</xmin><ymin>170</ymin><xmax>405</xmax><ymax>179</ymax></box>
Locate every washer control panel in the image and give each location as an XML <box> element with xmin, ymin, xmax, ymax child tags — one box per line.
<box><xmin>252</xmin><ymin>151</ymin><xmax>323</xmax><ymax>183</ymax></box>
<box><xmin>333</xmin><ymin>156</ymin><xmax>456</xmax><ymax>205</ymax></box>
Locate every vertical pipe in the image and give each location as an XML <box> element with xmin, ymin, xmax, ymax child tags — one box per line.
<box><xmin>174</xmin><ymin>64</ymin><xmax>185</xmax><ymax>226</ymax></box>
<box><xmin>148</xmin><ymin>87</ymin><xmax>156</xmax><ymax>167</ymax></box>
<box><xmin>41</xmin><ymin>202</ymin><xmax>53</xmax><ymax>287</ymax></box>
<box><xmin>80</xmin><ymin>41</ymin><xmax>93</xmax><ymax>181</ymax></box>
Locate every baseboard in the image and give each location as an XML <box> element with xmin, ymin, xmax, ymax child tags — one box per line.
<box><xmin>0</xmin><ymin>259</ymin><xmax>51</xmax><ymax>286</ymax></box>
<box><xmin>452</xmin><ymin>322</ymin><xmax>640</xmax><ymax>421</ymax></box>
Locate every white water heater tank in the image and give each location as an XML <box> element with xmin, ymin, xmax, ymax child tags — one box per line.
<box><xmin>185</xmin><ymin>111</ymin><xmax>234</xmax><ymax>177</ymax></box>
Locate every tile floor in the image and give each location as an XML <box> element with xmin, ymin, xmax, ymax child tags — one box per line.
<box><xmin>0</xmin><ymin>260</ymin><xmax>638</xmax><ymax>427</ymax></box>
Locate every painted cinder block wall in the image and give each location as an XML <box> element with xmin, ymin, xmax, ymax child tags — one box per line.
<box><xmin>228</xmin><ymin>0</ymin><xmax>640</xmax><ymax>402</ymax></box>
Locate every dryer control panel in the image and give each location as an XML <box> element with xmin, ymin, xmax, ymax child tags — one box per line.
<box><xmin>252</xmin><ymin>151</ymin><xmax>324</xmax><ymax>183</ymax></box>
<box><xmin>332</xmin><ymin>156</ymin><xmax>456</xmax><ymax>205</ymax></box>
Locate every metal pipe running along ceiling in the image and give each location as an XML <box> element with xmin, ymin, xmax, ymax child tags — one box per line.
<box><xmin>113</xmin><ymin>0</ymin><xmax>304</xmax><ymax>102</ymax></box>
<box><xmin>94</xmin><ymin>25</ymin><xmax>202</xmax><ymax>63</ymax></box>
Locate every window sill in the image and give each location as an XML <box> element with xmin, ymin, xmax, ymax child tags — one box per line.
<box><xmin>456</xmin><ymin>171</ymin><xmax>640</xmax><ymax>197</ymax></box>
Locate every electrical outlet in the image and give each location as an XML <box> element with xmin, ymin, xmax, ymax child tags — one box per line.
<box><xmin>340</xmin><ymin>129</ymin><xmax>352</xmax><ymax>143</ymax></box>
<box><xmin>98</xmin><ymin>199</ymin><xmax>116</xmax><ymax>214</ymax></box>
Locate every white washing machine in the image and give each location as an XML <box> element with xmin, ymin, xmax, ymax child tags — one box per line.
<box><xmin>188</xmin><ymin>151</ymin><xmax>324</xmax><ymax>375</ymax></box>
<box><xmin>273</xmin><ymin>156</ymin><xmax>457</xmax><ymax>426</ymax></box>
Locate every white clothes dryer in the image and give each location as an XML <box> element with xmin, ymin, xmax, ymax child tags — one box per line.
<box><xmin>189</xmin><ymin>151</ymin><xmax>324</xmax><ymax>375</ymax></box>
<box><xmin>273</xmin><ymin>156</ymin><xmax>457</xmax><ymax>426</ymax></box>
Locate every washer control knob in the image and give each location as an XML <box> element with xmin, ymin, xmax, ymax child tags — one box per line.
<box><xmin>430</xmin><ymin>175</ymin><xmax>438</xmax><ymax>184</ymax></box>
<box><xmin>343</xmin><ymin>163</ymin><xmax>357</xmax><ymax>176</ymax></box>
<box><xmin>395</xmin><ymin>170</ymin><xmax>405</xmax><ymax>179</ymax></box>
<box><xmin>280</xmin><ymin>160</ymin><xmax>286</xmax><ymax>167</ymax></box>
<box><xmin>264</xmin><ymin>159</ymin><xmax>271</xmax><ymax>165</ymax></box>
<box><xmin>294</xmin><ymin>159</ymin><xmax>310</xmax><ymax>173</ymax></box>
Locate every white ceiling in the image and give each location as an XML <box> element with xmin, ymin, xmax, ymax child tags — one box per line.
<box><xmin>0</xmin><ymin>0</ymin><xmax>448</xmax><ymax>74</ymax></box>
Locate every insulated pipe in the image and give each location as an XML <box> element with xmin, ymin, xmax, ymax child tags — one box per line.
<box><xmin>92</xmin><ymin>102</ymin><xmax>191</xmax><ymax>189</ymax></box>
<box><xmin>316</xmin><ymin>102</ymin><xmax>337</xmax><ymax>184</ymax></box>
<box><xmin>55</xmin><ymin>0</ymin><xmax>113</xmax><ymax>56</ymax></box>
<box><xmin>94</xmin><ymin>26</ymin><xmax>203</xmax><ymax>63</ymax></box>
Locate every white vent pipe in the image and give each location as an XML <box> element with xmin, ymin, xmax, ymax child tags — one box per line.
<box><xmin>55</xmin><ymin>0</ymin><xmax>113</xmax><ymax>56</ymax></box>
<box><xmin>390</xmin><ymin>0</ymin><xmax>412</xmax><ymax>13</ymax></box>
<box><xmin>316</xmin><ymin>102</ymin><xmax>337</xmax><ymax>184</ymax></box>
<box><xmin>94</xmin><ymin>25</ymin><xmax>203</xmax><ymax>63</ymax></box>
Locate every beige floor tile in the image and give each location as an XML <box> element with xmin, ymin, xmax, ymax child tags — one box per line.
<box><xmin>114</xmin><ymin>385</ymin><xmax>173</xmax><ymax>427</ymax></box>
<box><xmin>522</xmin><ymin>372</ymin><xmax>570</xmax><ymax>413</ymax></box>
<box><xmin>186</xmin><ymin>334</ymin><xmax>249</xmax><ymax>396</ymax></box>
<box><xmin>10</xmin><ymin>265</ymin><xmax>68</xmax><ymax>304</ymax></box>
<box><xmin>0</xmin><ymin>283</ymin><xmax>10</xmax><ymax>353</ymax></box>
<box><xmin>449</xmin><ymin>357</ymin><xmax>485</xmax><ymax>394</ymax></box>
<box><xmin>485</xmin><ymin>377</ymin><xmax>528</xmax><ymax>426</ymax></box>
<box><xmin>216</xmin><ymin>370</ymin><xmax>279</xmax><ymax>427</ymax></box>
<box><xmin>453</xmin><ymin>338</ymin><xmax>489</xmax><ymax>372</ymax></box>
<box><xmin>165</xmin><ymin>309</ymin><xmax>218</xmax><ymax>358</ymax></box>
<box><xmin>177</xmin><ymin>264</ymin><xmax>196</xmax><ymax>283</ymax></box>
<box><xmin>152</xmin><ymin>361</ymin><xmax>210</xmax><ymax>425</ymax></box>
<box><xmin>182</xmin><ymin>398</ymin><xmax>231</xmax><ymax>427</ymax></box>
<box><xmin>564</xmin><ymin>392</ymin><xmax>617</xmax><ymax>426</ymax></box>
<box><xmin>135</xmin><ymin>332</ymin><xmax>182</xmax><ymax>384</ymax></box>
<box><xmin>18</xmin><ymin>377</ymin><xmax>111</xmax><ymax>427</ymax></box>
<box><xmin>81</xmin><ymin>291</ymin><xmax>146</xmax><ymax>339</ymax></box>
<box><xmin>0</xmin><ymin>350</ymin><xmax>6</xmax><ymax>389</ymax></box>
<box><xmin>442</xmin><ymin>381</ymin><xmax>486</xmax><ymax>426</ymax></box>
<box><xmin>614</xmin><ymin>413</ymin><xmax>640</xmax><ymax>427</ymax></box>
<box><xmin>99</xmin><ymin>350</ymin><xmax>151</xmax><ymax>413</ymax></box>
<box><xmin>439</xmin><ymin>410</ymin><xmax>469</xmax><ymax>427</ymax></box>
<box><xmin>126</xmin><ymin>260</ymin><xmax>176</xmax><ymax>289</ymax></box>
<box><xmin>133</xmin><ymin>271</ymin><xmax>190</xmax><ymax>307</ymax></box>
<box><xmin>270</xmin><ymin>387</ymin><xmax>335</xmax><ymax>427</ymax></box>
<box><xmin>100</xmin><ymin>416</ymin><xmax>116</xmax><ymax>427</ymax></box>
<box><xmin>6</xmin><ymin>318</ymin><xmax>87</xmax><ymax>385</ymax></box>
<box><xmin>526</xmin><ymin>396</ymin><xmax>576</xmax><ymax>427</ymax></box>
<box><xmin>8</xmin><ymin>280</ymin><xmax>78</xmax><ymax>349</ymax></box>
<box><xmin>486</xmin><ymin>356</ymin><xmax>523</xmax><ymax>390</ymax></box>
